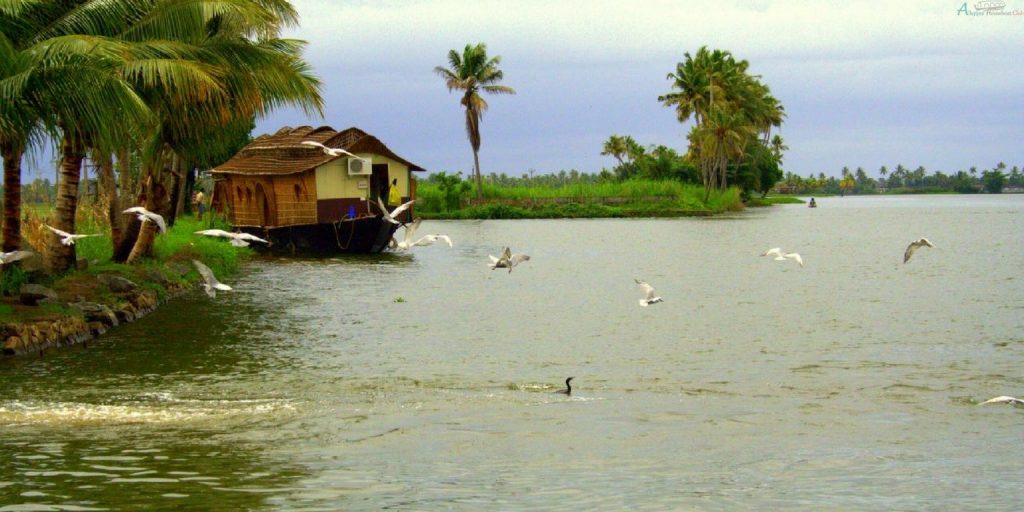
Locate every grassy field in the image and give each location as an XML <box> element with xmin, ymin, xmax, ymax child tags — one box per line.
<box><xmin>746</xmin><ymin>196</ymin><xmax>806</xmax><ymax>207</ymax></box>
<box><xmin>4</xmin><ymin>204</ymin><xmax>251</xmax><ymax>314</ymax></box>
<box><xmin>416</xmin><ymin>179</ymin><xmax>745</xmax><ymax>218</ymax></box>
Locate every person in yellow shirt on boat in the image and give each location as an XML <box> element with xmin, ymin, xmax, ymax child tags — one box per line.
<box><xmin>387</xmin><ymin>178</ymin><xmax>401</xmax><ymax>207</ymax></box>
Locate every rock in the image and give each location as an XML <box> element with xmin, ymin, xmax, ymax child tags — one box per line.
<box><xmin>144</xmin><ymin>269</ymin><xmax>171</xmax><ymax>286</ymax></box>
<box><xmin>99</xmin><ymin>274</ymin><xmax>138</xmax><ymax>293</ymax></box>
<box><xmin>20</xmin><ymin>284</ymin><xmax>59</xmax><ymax>306</ymax></box>
<box><xmin>69</xmin><ymin>302</ymin><xmax>119</xmax><ymax>328</ymax></box>
<box><xmin>3</xmin><ymin>335</ymin><xmax>21</xmax><ymax>355</ymax></box>
<box><xmin>114</xmin><ymin>304</ymin><xmax>136</xmax><ymax>323</ymax></box>
<box><xmin>88</xmin><ymin>321</ymin><xmax>107</xmax><ymax>337</ymax></box>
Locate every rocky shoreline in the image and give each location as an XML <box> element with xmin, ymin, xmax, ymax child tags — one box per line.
<box><xmin>2</xmin><ymin>268</ymin><xmax>194</xmax><ymax>358</ymax></box>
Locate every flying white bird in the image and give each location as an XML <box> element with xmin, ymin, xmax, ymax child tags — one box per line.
<box><xmin>300</xmin><ymin>140</ymin><xmax>361</xmax><ymax>159</ymax></box>
<box><xmin>979</xmin><ymin>395</ymin><xmax>1024</xmax><ymax>406</ymax></box>
<box><xmin>375</xmin><ymin>197</ymin><xmax>417</xmax><ymax>224</ymax></box>
<box><xmin>903</xmin><ymin>237</ymin><xmax>935</xmax><ymax>263</ymax></box>
<box><xmin>389</xmin><ymin>218</ymin><xmax>452</xmax><ymax>250</ymax></box>
<box><xmin>780</xmin><ymin>252</ymin><xmax>803</xmax><ymax>267</ymax></box>
<box><xmin>123</xmin><ymin>207</ymin><xmax>167</xmax><ymax>234</ymax></box>
<box><xmin>195</xmin><ymin>229</ymin><xmax>270</xmax><ymax>247</ymax></box>
<box><xmin>635</xmin><ymin>279</ymin><xmax>664</xmax><ymax>307</ymax></box>
<box><xmin>192</xmin><ymin>259</ymin><xmax>232</xmax><ymax>298</ymax></box>
<box><xmin>761</xmin><ymin>247</ymin><xmax>803</xmax><ymax>267</ymax></box>
<box><xmin>488</xmin><ymin>247</ymin><xmax>530</xmax><ymax>273</ymax></box>
<box><xmin>0</xmin><ymin>250</ymin><xmax>36</xmax><ymax>265</ymax></box>
<box><xmin>43</xmin><ymin>224</ymin><xmax>100</xmax><ymax>246</ymax></box>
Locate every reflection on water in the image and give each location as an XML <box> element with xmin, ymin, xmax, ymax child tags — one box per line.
<box><xmin>2</xmin><ymin>195</ymin><xmax>1023</xmax><ymax>510</ymax></box>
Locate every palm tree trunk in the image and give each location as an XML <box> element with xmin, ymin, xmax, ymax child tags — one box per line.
<box><xmin>126</xmin><ymin>221</ymin><xmax>156</xmax><ymax>263</ymax></box>
<box><xmin>2</xmin><ymin>141</ymin><xmax>25</xmax><ymax>252</ymax></box>
<box><xmin>125</xmin><ymin>168</ymin><xmax>168</xmax><ymax>262</ymax></box>
<box><xmin>47</xmin><ymin>132</ymin><xmax>85</xmax><ymax>273</ymax></box>
<box><xmin>472</xmin><ymin>149</ymin><xmax>483</xmax><ymax>200</ymax></box>
<box><xmin>95</xmin><ymin>152</ymin><xmax>121</xmax><ymax>250</ymax></box>
<box><xmin>173</xmin><ymin>156</ymin><xmax>188</xmax><ymax>220</ymax></box>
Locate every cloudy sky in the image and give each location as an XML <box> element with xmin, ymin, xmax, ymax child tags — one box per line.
<box><xmin>258</xmin><ymin>0</ymin><xmax>1022</xmax><ymax>178</ymax></box>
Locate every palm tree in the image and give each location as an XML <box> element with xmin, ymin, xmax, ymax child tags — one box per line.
<box><xmin>434</xmin><ymin>43</ymin><xmax>515</xmax><ymax>200</ymax></box>
<box><xmin>2</xmin><ymin>0</ymin><xmax>322</xmax><ymax>271</ymax></box>
<box><xmin>601</xmin><ymin>135</ymin><xmax>629</xmax><ymax>166</ymax></box>
<box><xmin>691</xmin><ymin>109</ymin><xmax>753</xmax><ymax>199</ymax></box>
<box><xmin>122</xmin><ymin>18</ymin><xmax>323</xmax><ymax>262</ymax></box>
<box><xmin>769</xmin><ymin>134</ymin><xmax>788</xmax><ymax>163</ymax></box>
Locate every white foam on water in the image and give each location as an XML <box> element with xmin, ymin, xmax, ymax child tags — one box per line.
<box><xmin>0</xmin><ymin>397</ymin><xmax>297</xmax><ymax>426</ymax></box>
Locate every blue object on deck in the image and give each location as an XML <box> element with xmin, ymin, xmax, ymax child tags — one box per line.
<box><xmin>348</xmin><ymin>205</ymin><xmax>356</xmax><ymax>219</ymax></box>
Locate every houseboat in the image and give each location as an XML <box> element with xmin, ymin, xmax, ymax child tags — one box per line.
<box><xmin>210</xmin><ymin>125</ymin><xmax>425</xmax><ymax>254</ymax></box>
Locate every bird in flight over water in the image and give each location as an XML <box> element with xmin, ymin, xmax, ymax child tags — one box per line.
<box><xmin>903</xmin><ymin>238</ymin><xmax>935</xmax><ymax>263</ymax></box>
<box><xmin>979</xmin><ymin>395</ymin><xmax>1023</xmax><ymax>406</ymax></box>
<box><xmin>192</xmin><ymin>259</ymin><xmax>232</xmax><ymax>298</ymax></box>
<box><xmin>489</xmin><ymin>247</ymin><xmax>530</xmax><ymax>273</ymax></box>
<box><xmin>635</xmin><ymin>279</ymin><xmax>664</xmax><ymax>307</ymax></box>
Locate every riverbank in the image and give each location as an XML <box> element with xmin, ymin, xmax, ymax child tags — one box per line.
<box><xmin>1</xmin><ymin>215</ymin><xmax>249</xmax><ymax>358</ymax></box>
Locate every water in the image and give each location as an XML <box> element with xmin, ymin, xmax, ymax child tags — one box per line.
<box><xmin>2</xmin><ymin>195</ymin><xmax>1023</xmax><ymax>510</ymax></box>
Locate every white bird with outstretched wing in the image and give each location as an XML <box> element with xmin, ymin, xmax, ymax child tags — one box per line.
<box><xmin>195</xmin><ymin>229</ymin><xmax>270</xmax><ymax>247</ymax></box>
<box><xmin>375</xmin><ymin>197</ymin><xmax>417</xmax><ymax>225</ymax></box>
<box><xmin>300</xmin><ymin>140</ymin><xmax>361</xmax><ymax>159</ymax></box>
<box><xmin>903</xmin><ymin>237</ymin><xmax>935</xmax><ymax>263</ymax></box>
<box><xmin>0</xmin><ymin>250</ymin><xmax>36</xmax><ymax>265</ymax></box>
<box><xmin>392</xmin><ymin>218</ymin><xmax>452</xmax><ymax>250</ymax></box>
<box><xmin>43</xmin><ymin>224</ymin><xmax>100</xmax><ymax>245</ymax></box>
<box><xmin>192</xmin><ymin>259</ymin><xmax>232</xmax><ymax>298</ymax></box>
<box><xmin>123</xmin><ymin>207</ymin><xmax>167</xmax><ymax>234</ymax></box>
<box><xmin>635</xmin><ymin>279</ymin><xmax>664</xmax><ymax>307</ymax></box>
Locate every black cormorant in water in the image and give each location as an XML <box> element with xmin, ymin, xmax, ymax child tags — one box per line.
<box><xmin>556</xmin><ymin>377</ymin><xmax>575</xmax><ymax>396</ymax></box>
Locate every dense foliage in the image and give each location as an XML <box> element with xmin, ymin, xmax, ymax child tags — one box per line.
<box><xmin>775</xmin><ymin>162</ymin><xmax>1022</xmax><ymax>195</ymax></box>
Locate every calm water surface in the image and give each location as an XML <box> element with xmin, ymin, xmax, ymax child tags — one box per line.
<box><xmin>2</xmin><ymin>195</ymin><xmax>1023</xmax><ymax>510</ymax></box>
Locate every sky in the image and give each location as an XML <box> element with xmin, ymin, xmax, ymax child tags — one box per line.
<box><xmin>12</xmin><ymin>0</ymin><xmax>1019</xmax><ymax>182</ymax></box>
<box><xmin>249</xmin><ymin>0</ymin><xmax>1023</xmax><ymax>179</ymax></box>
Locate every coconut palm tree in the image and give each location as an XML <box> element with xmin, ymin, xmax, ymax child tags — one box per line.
<box><xmin>434</xmin><ymin>43</ymin><xmax>515</xmax><ymax>199</ymax></box>
<box><xmin>601</xmin><ymin>135</ymin><xmax>629</xmax><ymax>166</ymax></box>
<box><xmin>122</xmin><ymin>18</ymin><xmax>323</xmax><ymax>263</ymax></box>
<box><xmin>769</xmin><ymin>134</ymin><xmax>788</xmax><ymax>163</ymax></box>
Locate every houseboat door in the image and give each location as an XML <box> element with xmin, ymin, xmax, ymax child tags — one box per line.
<box><xmin>255</xmin><ymin>183</ymin><xmax>273</xmax><ymax>226</ymax></box>
<box><xmin>370</xmin><ymin>163</ymin><xmax>389</xmax><ymax>202</ymax></box>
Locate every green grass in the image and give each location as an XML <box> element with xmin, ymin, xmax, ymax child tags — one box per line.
<box><xmin>153</xmin><ymin>215</ymin><xmax>251</xmax><ymax>279</ymax></box>
<box><xmin>746</xmin><ymin>196</ymin><xmax>806</xmax><ymax>207</ymax></box>
<box><xmin>417</xmin><ymin>179</ymin><xmax>745</xmax><ymax>218</ymax></box>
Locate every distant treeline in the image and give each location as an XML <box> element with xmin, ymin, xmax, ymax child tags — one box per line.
<box><xmin>778</xmin><ymin>163</ymin><xmax>1022</xmax><ymax>195</ymax></box>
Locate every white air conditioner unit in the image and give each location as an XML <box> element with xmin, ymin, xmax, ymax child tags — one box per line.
<box><xmin>347</xmin><ymin>156</ymin><xmax>372</xmax><ymax>175</ymax></box>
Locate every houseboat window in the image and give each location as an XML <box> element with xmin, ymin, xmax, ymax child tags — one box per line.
<box><xmin>294</xmin><ymin>183</ymin><xmax>302</xmax><ymax>200</ymax></box>
<box><xmin>246</xmin><ymin>188</ymin><xmax>253</xmax><ymax>205</ymax></box>
<box><xmin>236</xmin><ymin>186</ymin><xmax>242</xmax><ymax>202</ymax></box>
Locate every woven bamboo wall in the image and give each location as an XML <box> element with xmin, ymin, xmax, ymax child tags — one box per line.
<box><xmin>273</xmin><ymin>173</ymin><xmax>317</xmax><ymax>226</ymax></box>
<box><xmin>221</xmin><ymin>174</ymin><xmax>318</xmax><ymax>228</ymax></box>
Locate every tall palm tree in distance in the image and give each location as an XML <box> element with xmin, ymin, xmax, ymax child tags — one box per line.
<box><xmin>435</xmin><ymin>42</ymin><xmax>515</xmax><ymax>199</ymax></box>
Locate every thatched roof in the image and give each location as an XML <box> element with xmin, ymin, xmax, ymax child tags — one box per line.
<box><xmin>212</xmin><ymin>125</ymin><xmax>426</xmax><ymax>176</ymax></box>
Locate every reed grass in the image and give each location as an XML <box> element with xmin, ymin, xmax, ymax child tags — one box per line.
<box><xmin>19</xmin><ymin>201</ymin><xmax>247</xmax><ymax>281</ymax></box>
<box><xmin>417</xmin><ymin>179</ymin><xmax>744</xmax><ymax>217</ymax></box>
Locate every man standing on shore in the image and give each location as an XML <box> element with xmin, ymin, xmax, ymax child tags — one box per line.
<box><xmin>194</xmin><ymin>189</ymin><xmax>206</xmax><ymax>216</ymax></box>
